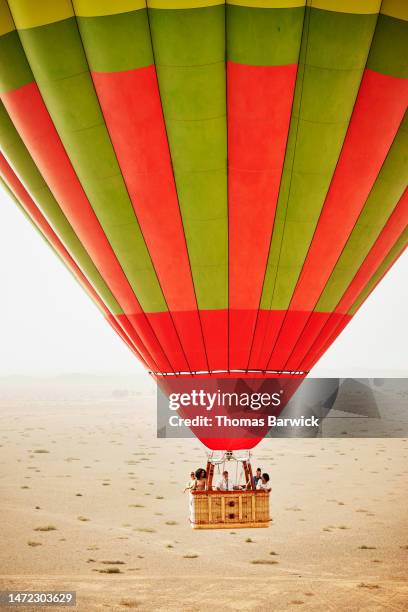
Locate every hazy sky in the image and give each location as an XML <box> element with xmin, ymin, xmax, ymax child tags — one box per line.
<box><xmin>0</xmin><ymin>186</ymin><xmax>407</xmax><ymax>377</ymax></box>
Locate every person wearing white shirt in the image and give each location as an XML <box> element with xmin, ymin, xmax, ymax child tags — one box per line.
<box><xmin>216</xmin><ymin>470</ymin><xmax>234</xmax><ymax>491</ymax></box>
<box><xmin>256</xmin><ymin>472</ymin><xmax>271</xmax><ymax>492</ymax></box>
<box><xmin>183</xmin><ymin>471</ymin><xmax>196</xmax><ymax>493</ymax></box>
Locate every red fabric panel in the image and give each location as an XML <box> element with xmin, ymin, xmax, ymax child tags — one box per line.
<box><xmin>284</xmin><ymin>311</ymin><xmax>334</xmax><ymax>371</ymax></box>
<box><xmin>227</xmin><ymin>62</ymin><xmax>297</xmax><ymax>369</ymax></box>
<box><xmin>248</xmin><ymin>310</ymin><xmax>287</xmax><ymax>371</ymax></box>
<box><xmin>267</xmin><ymin>311</ymin><xmax>310</xmax><ymax>370</ymax></box>
<box><xmin>145</xmin><ymin>311</ymin><xmax>189</xmax><ymax>372</ymax></box>
<box><xmin>171</xmin><ymin>310</ymin><xmax>208</xmax><ymax>371</ymax></box>
<box><xmin>200</xmin><ymin>309</ymin><xmax>229</xmax><ymax>372</ymax></box>
<box><xmin>229</xmin><ymin>309</ymin><xmax>258</xmax><ymax>369</ymax></box>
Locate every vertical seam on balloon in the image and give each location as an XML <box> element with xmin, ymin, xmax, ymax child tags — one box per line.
<box><xmin>225</xmin><ymin>0</ymin><xmax>230</xmax><ymax>373</ymax></box>
<box><xmin>245</xmin><ymin>0</ymin><xmax>310</xmax><ymax>371</ymax></box>
<box><xmin>4</xmin><ymin>1</ymin><xmax>166</xmax><ymax>372</ymax></box>
<box><xmin>144</xmin><ymin>1</ymin><xmax>211</xmax><ymax>375</ymax></box>
<box><xmin>284</xmin><ymin>105</ymin><xmax>405</xmax><ymax>371</ymax></box>
<box><xmin>265</xmin><ymin>3</ymin><xmax>383</xmax><ymax>371</ymax></box>
<box><xmin>261</xmin><ymin>0</ymin><xmax>312</xmax><ymax>366</ymax></box>
<box><xmin>70</xmin><ymin>0</ymin><xmax>189</xmax><ymax>373</ymax></box>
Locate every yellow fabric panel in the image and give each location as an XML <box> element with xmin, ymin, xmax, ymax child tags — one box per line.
<box><xmin>381</xmin><ymin>0</ymin><xmax>408</xmax><ymax>20</ymax></box>
<box><xmin>7</xmin><ymin>0</ymin><xmax>73</xmax><ymax>30</ymax></box>
<box><xmin>0</xmin><ymin>0</ymin><xmax>15</xmax><ymax>35</ymax></box>
<box><xmin>147</xmin><ymin>0</ymin><xmax>223</xmax><ymax>8</ymax></box>
<box><xmin>73</xmin><ymin>0</ymin><xmax>146</xmax><ymax>16</ymax></box>
<box><xmin>227</xmin><ymin>1</ymin><xmax>305</xmax><ymax>7</ymax></box>
<box><xmin>6</xmin><ymin>0</ymin><xmax>386</xmax><ymax>29</ymax></box>
<box><xmin>311</xmin><ymin>0</ymin><xmax>381</xmax><ymax>14</ymax></box>
<box><xmin>227</xmin><ymin>0</ymin><xmax>379</xmax><ymax>11</ymax></box>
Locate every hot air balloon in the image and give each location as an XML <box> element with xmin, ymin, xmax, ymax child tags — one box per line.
<box><xmin>0</xmin><ymin>0</ymin><xmax>407</xmax><ymax>527</ymax></box>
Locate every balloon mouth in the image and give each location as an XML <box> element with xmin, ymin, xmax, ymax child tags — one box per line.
<box><xmin>152</xmin><ymin>369</ymin><xmax>309</xmax><ymax>378</ymax></box>
<box><xmin>155</xmin><ymin>373</ymin><xmax>307</xmax><ymax>451</ymax></box>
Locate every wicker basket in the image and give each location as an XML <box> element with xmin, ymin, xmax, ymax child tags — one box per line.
<box><xmin>190</xmin><ymin>490</ymin><xmax>270</xmax><ymax>529</ymax></box>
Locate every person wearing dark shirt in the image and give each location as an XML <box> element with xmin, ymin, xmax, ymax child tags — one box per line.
<box><xmin>253</xmin><ymin>467</ymin><xmax>262</xmax><ymax>489</ymax></box>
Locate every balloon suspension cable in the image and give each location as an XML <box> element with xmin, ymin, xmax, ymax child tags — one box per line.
<box><xmin>205</xmin><ymin>450</ymin><xmax>254</xmax><ymax>490</ymax></box>
<box><xmin>206</xmin><ymin>449</ymin><xmax>252</xmax><ymax>465</ymax></box>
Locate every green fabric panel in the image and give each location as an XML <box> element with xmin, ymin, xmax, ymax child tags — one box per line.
<box><xmin>227</xmin><ymin>5</ymin><xmax>305</xmax><ymax>65</ymax></box>
<box><xmin>17</xmin><ymin>18</ymin><xmax>167</xmax><ymax>313</ymax></box>
<box><xmin>149</xmin><ymin>6</ymin><xmax>224</xmax><ymax>65</ymax></box>
<box><xmin>0</xmin><ymin>30</ymin><xmax>33</xmax><ymax>92</ymax></box>
<box><xmin>174</xmin><ymin>168</ymin><xmax>227</xmax><ymax>302</ymax></box>
<box><xmin>348</xmin><ymin>228</ymin><xmax>408</xmax><ymax>315</ymax></box>
<box><xmin>367</xmin><ymin>14</ymin><xmax>408</xmax><ymax>78</ymax></box>
<box><xmin>77</xmin><ymin>9</ymin><xmax>153</xmax><ymax>73</ymax></box>
<box><xmin>149</xmin><ymin>6</ymin><xmax>227</xmax><ymax>310</ymax></box>
<box><xmin>260</xmin><ymin>7</ymin><xmax>378</xmax><ymax>310</ymax></box>
<box><xmin>317</xmin><ymin>113</ymin><xmax>408</xmax><ymax>312</ymax></box>
<box><xmin>157</xmin><ymin>62</ymin><xmax>225</xmax><ymax>121</ymax></box>
<box><xmin>0</xmin><ymin>102</ymin><xmax>123</xmax><ymax>314</ymax></box>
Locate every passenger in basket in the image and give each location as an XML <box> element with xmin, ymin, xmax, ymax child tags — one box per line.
<box><xmin>216</xmin><ymin>470</ymin><xmax>234</xmax><ymax>491</ymax></box>
<box><xmin>183</xmin><ymin>471</ymin><xmax>196</xmax><ymax>493</ymax></box>
<box><xmin>253</xmin><ymin>467</ymin><xmax>262</xmax><ymax>489</ymax></box>
<box><xmin>256</xmin><ymin>472</ymin><xmax>271</xmax><ymax>492</ymax></box>
<box><xmin>194</xmin><ymin>468</ymin><xmax>207</xmax><ymax>491</ymax></box>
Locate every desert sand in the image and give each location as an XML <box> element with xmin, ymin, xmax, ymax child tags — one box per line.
<box><xmin>0</xmin><ymin>375</ymin><xmax>407</xmax><ymax>611</ymax></box>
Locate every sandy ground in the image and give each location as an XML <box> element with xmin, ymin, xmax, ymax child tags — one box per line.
<box><xmin>0</xmin><ymin>376</ymin><xmax>407</xmax><ymax>611</ymax></box>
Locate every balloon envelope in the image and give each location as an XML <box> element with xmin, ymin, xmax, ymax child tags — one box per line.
<box><xmin>0</xmin><ymin>1</ymin><xmax>407</xmax><ymax>443</ymax></box>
